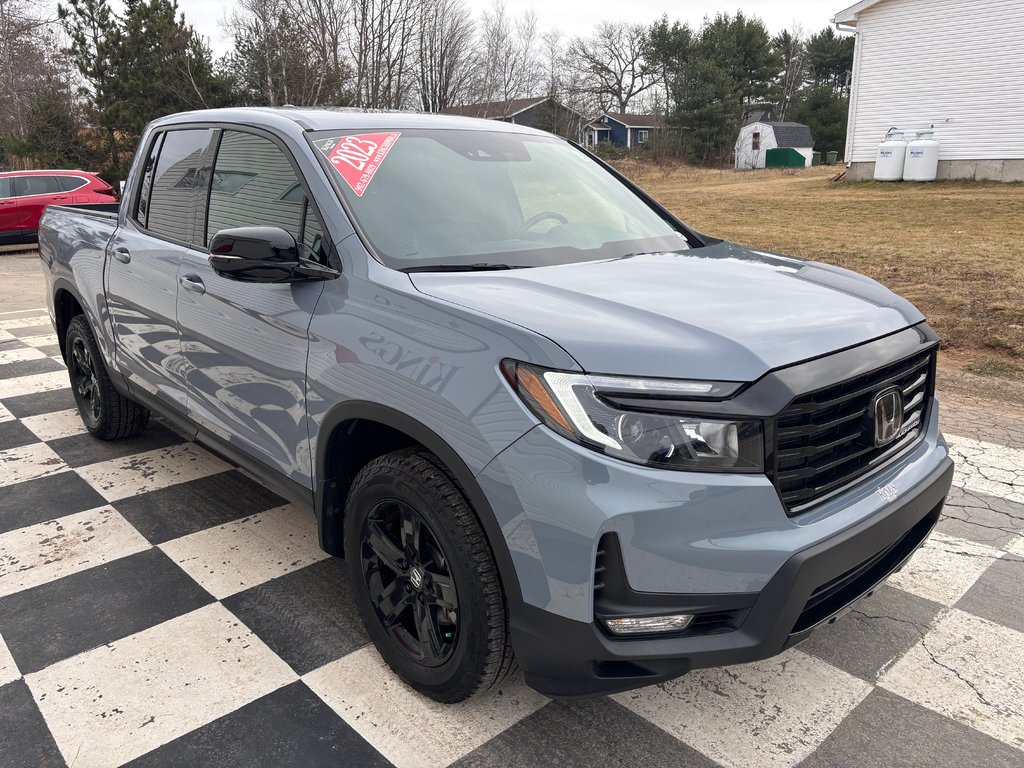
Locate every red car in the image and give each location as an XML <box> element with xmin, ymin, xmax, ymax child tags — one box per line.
<box><xmin>0</xmin><ymin>170</ymin><xmax>118</xmax><ymax>245</ymax></box>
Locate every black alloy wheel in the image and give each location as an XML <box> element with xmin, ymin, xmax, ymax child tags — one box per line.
<box><xmin>64</xmin><ymin>315</ymin><xmax>150</xmax><ymax>440</ymax></box>
<box><xmin>344</xmin><ymin>448</ymin><xmax>515</xmax><ymax>702</ymax></box>
<box><xmin>361</xmin><ymin>500</ymin><xmax>459</xmax><ymax>666</ymax></box>
<box><xmin>69</xmin><ymin>334</ymin><xmax>102</xmax><ymax>428</ymax></box>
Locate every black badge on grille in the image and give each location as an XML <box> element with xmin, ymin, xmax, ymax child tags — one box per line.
<box><xmin>872</xmin><ymin>386</ymin><xmax>905</xmax><ymax>447</ymax></box>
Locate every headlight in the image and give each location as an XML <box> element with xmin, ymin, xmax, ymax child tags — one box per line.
<box><xmin>502</xmin><ymin>361</ymin><xmax>763</xmax><ymax>472</ymax></box>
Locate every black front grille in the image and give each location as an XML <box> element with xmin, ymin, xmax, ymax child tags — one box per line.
<box><xmin>774</xmin><ymin>348</ymin><xmax>936</xmax><ymax>514</ymax></box>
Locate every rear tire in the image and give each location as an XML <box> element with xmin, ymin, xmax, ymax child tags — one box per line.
<box><xmin>343</xmin><ymin>448</ymin><xmax>515</xmax><ymax>702</ymax></box>
<box><xmin>65</xmin><ymin>315</ymin><xmax>150</xmax><ymax>440</ymax></box>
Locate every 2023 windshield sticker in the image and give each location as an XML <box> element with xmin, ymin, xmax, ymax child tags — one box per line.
<box><xmin>314</xmin><ymin>132</ymin><xmax>401</xmax><ymax>197</ymax></box>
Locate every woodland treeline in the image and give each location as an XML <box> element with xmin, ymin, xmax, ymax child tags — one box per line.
<box><xmin>0</xmin><ymin>0</ymin><xmax>853</xmax><ymax>180</ymax></box>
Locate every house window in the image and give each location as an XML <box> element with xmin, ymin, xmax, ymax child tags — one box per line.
<box><xmin>637</xmin><ymin>129</ymin><xmax>650</xmax><ymax>145</ymax></box>
<box><xmin>752</xmin><ymin>131</ymin><xmax>761</xmax><ymax>151</ymax></box>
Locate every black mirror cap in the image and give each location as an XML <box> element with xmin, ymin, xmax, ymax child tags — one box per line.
<box><xmin>208</xmin><ymin>226</ymin><xmax>301</xmax><ymax>283</ymax></box>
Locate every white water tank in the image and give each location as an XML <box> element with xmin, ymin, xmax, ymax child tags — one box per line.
<box><xmin>874</xmin><ymin>131</ymin><xmax>908</xmax><ymax>181</ymax></box>
<box><xmin>904</xmin><ymin>130</ymin><xmax>940</xmax><ymax>182</ymax></box>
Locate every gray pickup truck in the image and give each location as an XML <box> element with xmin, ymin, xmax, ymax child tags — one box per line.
<box><xmin>39</xmin><ymin>108</ymin><xmax>954</xmax><ymax>702</ymax></box>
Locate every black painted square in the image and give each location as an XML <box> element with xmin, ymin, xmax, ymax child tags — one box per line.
<box><xmin>0</xmin><ymin>680</ymin><xmax>67</xmax><ymax>768</ymax></box>
<box><xmin>115</xmin><ymin>469</ymin><xmax>285</xmax><ymax>545</ymax></box>
<box><xmin>0</xmin><ymin>357</ymin><xmax>65</xmax><ymax>380</ymax></box>
<box><xmin>0</xmin><ymin>471</ymin><xmax>107</xmax><ymax>535</ymax></box>
<box><xmin>123</xmin><ymin>681</ymin><xmax>390</xmax><ymax>768</ymax></box>
<box><xmin>46</xmin><ymin>422</ymin><xmax>184</xmax><ymax>467</ymax></box>
<box><xmin>0</xmin><ymin>419</ymin><xmax>37</xmax><ymax>451</ymax></box>
<box><xmin>223</xmin><ymin>558</ymin><xmax>368</xmax><ymax>676</ymax></box>
<box><xmin>0</xmin><ymin>548</ymin><xmax>213</xmax><ymax>674</ymax></box>
<box><xmin>1</xmin><ymin>389</ymin><xmax>74</xmax><ymax>418</ymax></box>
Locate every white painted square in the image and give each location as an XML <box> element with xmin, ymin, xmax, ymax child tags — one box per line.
<box><xmin>0</xmin><ymin>401</ymin><xmax>15</xmax><ymax>424</ymax></box>
<box><xmin>880</xmin><ymin>608</ymin><xmax>1024</xmax><ymax>750</ymax></box>
<box><xmin>1005</xmin><ymin>535</ymin><xmax>1024</xmax><ymax>558</ymax></box>
<box><xmin>0</xmin><ymin>506</ymin><xmax>150</xmax><ymax>598</ymax></box>
<box><xmin>0</xmin><ymin>346</ymin><xmax>46</xmax><ymax>365</ymax></box>
<box><xmin>26</xmin><ymin>603</ymin><xmax>297</xmax><ymax>768</ymax></box>
<box><xmin>946</xmin><ymin>434</ymin><xmax>1024</xmax><ymax>505</ymax></box>
<box><xmin>0</xmin><ymin>329</ymin><xmax>14</xmax><ymax>343</ymax></box>
<box><xmin>0</xmin><ymin>370</ymin><xmax>69</xmax><ymax>400</ymax></box>
<box><xmin>0</xmin><ymin>442</ymin><xmax>68</xmax><ymax>488</ymax></box>
<box><xmin>613</xmin><ymin>649</ymin><xmax>873</xmax><ymax>768</ymax></box>
<box><xmin>0</xmin><ymin>631</ymin><xmax>19</xmax><ymax>687</ymax></box>
<box><xmin>303</xmin><ymin>645</ymin><xmax>547</xmax><ymax>768</ymax></box>
<box><xmin>20</xmin><ymin>409</ymin><xmax>88</xmax><ymax>442</ymax></box>
<box><xmin>19</xmin><ymin>334</ymin><xmax>60</xmax><ymax>349</ymax></box>
<box><xmin>77</xmin><ymin>442</ymin><xmax>231</xmax><ymax>502</ymax></box>
<box><xmin>160</xmin><ymin>504</ymin><xmax>329</xmax><ymax>599</ymax></box>
<box><xmin>887</xmin><ymin>530</ymin><xmax>1002</xmax><ymax>606</ymax></box>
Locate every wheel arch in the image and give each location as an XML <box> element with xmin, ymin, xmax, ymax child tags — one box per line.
<box><xmin>51</xmin><ymin>278</ymin><xmax>89</xmax><ymax>361</ymax></box>
<box><xmin>314</xmin><ymin>401</ymin><xmax>523</xmax><ymax>604</ymax></box>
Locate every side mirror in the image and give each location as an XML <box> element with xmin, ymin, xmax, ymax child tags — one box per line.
<box><xmin>208</xmin><ymin>226</ymin><xmax>337</xmax><ymax>283</ymax></box>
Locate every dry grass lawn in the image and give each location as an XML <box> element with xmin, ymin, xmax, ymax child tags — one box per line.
<box><xmin>620</xmin><ymin>163</ymin><xmax>1024</xmax><ymax>377</ymax></box>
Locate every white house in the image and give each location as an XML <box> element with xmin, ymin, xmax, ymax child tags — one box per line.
<box><xmin>834</xmin><ymin>0</ymin><xmax>1024</xmax><ymax>181</ymax></box>
<box><xmin>735</xmin><ymin>122</ymin><xmax>815</xmax><ymax>169</ymax></box>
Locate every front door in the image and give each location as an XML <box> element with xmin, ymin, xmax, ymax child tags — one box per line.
<box><xmin>177</xmin><ymin>128</ymin><xmax>330</xmax><ymax>485</ymax></box>
<box><xmin>106</xmin><ymin>128</ymin><xmax>214</xmax><ymax>411</ymax></box>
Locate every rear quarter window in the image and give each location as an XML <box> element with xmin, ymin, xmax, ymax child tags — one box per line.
<box><xmin>57</xmin><ymin>176</ymin><xmax>89</xmax><ymax>193</ymax></box>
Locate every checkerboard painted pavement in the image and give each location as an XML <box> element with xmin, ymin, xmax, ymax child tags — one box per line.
<box><xmin>1</xmin><ymin>305</ymin><xmax>1022</xmax><ymax>768</ymax></box>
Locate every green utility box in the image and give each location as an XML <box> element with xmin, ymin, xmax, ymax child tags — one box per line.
<box><xmin>765</xmin><ymin>147</ymin><xmax>807</xmax><ymax>169</ymax></box>
<box><xmin>812</xmin><ymin>151</ymin><xmax>822</xmax><ymax>166</ymax></box>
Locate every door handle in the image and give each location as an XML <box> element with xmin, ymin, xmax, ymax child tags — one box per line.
<box><xmin>112</xmin><ymin>247</ymin><xmax>131</xmax><ymax>264</ymax></box>
<box><xmin>179</xmin><ymin>274</ymin><xmax>206</xmax><ymax>294</ymax></box>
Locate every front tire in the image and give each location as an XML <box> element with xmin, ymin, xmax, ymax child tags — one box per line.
<box><xmin>343</xmin><ymin>448</ymin><xmax>515</xmax><ymax>702</ymax></box>
<box><xmin>65</xmin><ymin>315</ymin><xmax>150</xmax><ymax>440</ymax></box>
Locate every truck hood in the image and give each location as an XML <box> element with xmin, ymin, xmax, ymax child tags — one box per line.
<box><xmin>409</xmin><ymin>242</ymin><xmax>925</xmax><ymax>382</ymax></box>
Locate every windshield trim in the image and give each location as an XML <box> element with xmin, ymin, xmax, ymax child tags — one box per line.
<box><xmin>305</xmin><ymin>127</ymin><xmax>706</xmax><ymax>272</ymax></box>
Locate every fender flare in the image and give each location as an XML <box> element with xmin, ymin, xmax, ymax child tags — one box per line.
<box><xmin>314</xmin><ymin>400</ymin><xmax>523</xmax><ymax>605</ymax></box>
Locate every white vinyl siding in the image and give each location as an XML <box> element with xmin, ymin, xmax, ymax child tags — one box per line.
<box><xmin>845</xmin><ymin>0</ymin><xmax>1024</xmax><ymax>162</ymax></box>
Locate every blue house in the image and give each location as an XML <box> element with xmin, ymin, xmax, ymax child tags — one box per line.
<box><xmin>584</xmin><ymin>113</ymin><xmax>663</xmax><ymax>149</ymax></box>
<box><xmin>442</xmin><ymin>97</ymin><xmax>585</xmax><ymax>141</ymax></box>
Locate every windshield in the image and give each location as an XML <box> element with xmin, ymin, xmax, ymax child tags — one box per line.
<box><xmin>308</xmin><ymin>128</ymin><xmax>689</xmax><ymax>271</ymax></box>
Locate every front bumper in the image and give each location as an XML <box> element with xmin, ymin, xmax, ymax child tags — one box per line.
<box><xmin>509</xmin><ymin>455</ymin><xmax>954</xmax><ymax>698</ymax></box>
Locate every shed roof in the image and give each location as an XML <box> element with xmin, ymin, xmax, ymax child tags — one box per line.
<box><xmin>764</xmin><ymin>122</ymin><xmax>814</xmax><ymax>148</ymax></box>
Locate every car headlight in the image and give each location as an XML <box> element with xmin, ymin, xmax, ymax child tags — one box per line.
<box><xmin>502</xmin><ymin>361</ymin><xmax>763</xmax><ymax>472</ymax></box>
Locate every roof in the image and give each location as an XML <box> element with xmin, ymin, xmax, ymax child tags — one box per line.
<box><xmin>151</xmin><ymin>107</ymin><xmax>552</xmax><ymax>137</ymax></box>
<box><xmin>833</xmin><ymin>0</ymin><xmax>888</xmax><ymax>27</ymax></box>
<box><xmin>603</xmin><ymin>113</ymin><xmax>663</xmax><ymax>128</ymax></box>
<box><xmin>0</xmin><ymin>169</ymin><xmax>91</xmax><ymax>177</ymax></box>
<box><xmin>764</xmin><ymin>122</ymin><xmax>814</xmax><ymax>148</ymax></box>
<box><xmin>441</xmin><ymin>98</ymin><xmax>548</xmax><ymax>119</ymax></box>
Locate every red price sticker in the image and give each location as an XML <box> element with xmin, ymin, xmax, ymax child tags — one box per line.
<box><xmin>317</xmin><ymin>132</ymin><xmax>400</xmax><ymax>197</ymax></box>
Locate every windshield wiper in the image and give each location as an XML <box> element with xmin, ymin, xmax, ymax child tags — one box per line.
<box><xmin>401</xmin><ymin>263</ymin><xmax>524</xmax><ymax>273</ymax></box>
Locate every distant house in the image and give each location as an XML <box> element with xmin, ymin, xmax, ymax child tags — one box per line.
<box><xmin>442</xmin><ymin>97</ymin><xmax>584</xmax><ymax>141</ymax></box>
<box><xmin>584</xmin><ymin>113</ymin><xmax>663</xmax><ymax>149</ymax></box>
<box><xmin>834</xmin><ymin>0</ymin><xmax>1024</xmax><ymax>181</ymax></box>
<box><xmin>735</xmin><ymin>122</ymin><xmax>815</xmax><ymax>169</ymax></box>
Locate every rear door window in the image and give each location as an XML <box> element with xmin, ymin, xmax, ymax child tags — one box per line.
<box><xmin>204</xmin><ymin>130</ymin><xmax>327</xmax><ymax>262</ymax></box>
<box><xmin>13</xmin><ymin>175</ymin><xmax>61</xmax><ymax>196</ymax></box>
<box><xmin>0</xmin><ymin>178</ymin><xmax>10</xmax><ymax>199</ymax></box>
<box><xmin>58</xmin><ymin>176</ymin><xmax>89</xmax><ymax>193</ymax></box>
<box><xmin>145</xmin><ymin>128</ymin><xmax>213</xmax><ymax>244</ymax></box>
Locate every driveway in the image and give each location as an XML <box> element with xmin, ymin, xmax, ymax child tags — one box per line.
<box><xmin>1</xmin><ymin>257</ymin><xmax>1022</xmax><ymax>767</ymax></box>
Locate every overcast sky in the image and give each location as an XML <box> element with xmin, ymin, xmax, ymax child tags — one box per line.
<box><xmin>172</xmin><ymin>1</ymin><xmax>842</xmax><ymax>58</ymax></box>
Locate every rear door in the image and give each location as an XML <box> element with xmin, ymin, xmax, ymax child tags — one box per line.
<box><xmin>177</xmin><ymin>128</ymin><xmax>329</xmax><ymax>485</ymax></box>
<box><xmin>0</xmin><ymin>177</ymin><xmax>19</xmax><ymax>238</ymax></box>
<box><xmin>106</xmin><ymin>127</ymin><xmax>214</xmax><ymax>412</ymax></box>
<box><xmin>12</xmin><ymin>175</ymin><xmax>64</xmax><ymax>234</ymax></box>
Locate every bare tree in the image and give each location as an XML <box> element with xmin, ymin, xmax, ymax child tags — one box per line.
<box><xmin>567</xmin><ymin>21</ymin><xmax>655</xmax><ymax>114</ymax></box>
<box><xmin>349</xmin><ymin>0</ymin><xmax>421</xmax><ymax>109</ymax></box>
<box><xmin>417</xmin><ymin>0</ymin><xmax>473</xmax><ymax>112</ymax></box>
<box><xmin>0</xmin><ymin>0</ymin><xmax>60</xmax><ymax>140</ymax></box>
<box><xmin>472</xmin><ymin>1</ymin><xmax>540</xmax><ymax>110</ymax></box>
<box><xmin>773</xmin><ymin>25</ymin><xmax>807</xmax><ymax>121</ymax></box>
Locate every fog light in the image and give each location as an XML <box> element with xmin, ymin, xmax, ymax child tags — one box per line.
<box><xmin>604</xmin><ymin>614</ymin><xmax>694</xmax><ymax>635</ymax></box>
